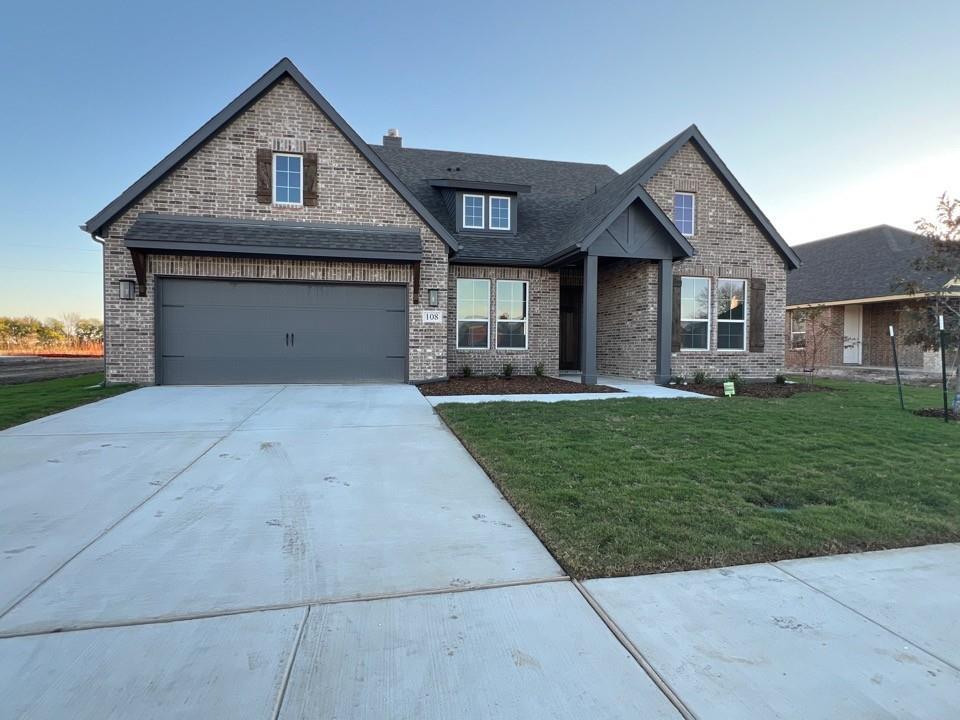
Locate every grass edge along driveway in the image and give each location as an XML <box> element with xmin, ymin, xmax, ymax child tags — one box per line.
<box><xmin>437</xmin><ymin>379</ymin><xmax>960</xmax><ymax>579</ymax></box>
<box><xmin>0</xmin><ymin>373</ymin><xmax>136</xmax><ymax>431</ymax></box>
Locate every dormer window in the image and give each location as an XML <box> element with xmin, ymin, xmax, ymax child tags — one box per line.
<box><xmin>274</xmin><ymin>154</ymin><xmax>303</xmax><ymax>205</ymax></box>
<box><xmin>463</xmin><ymin>194</ymin><xmax>485</xmax><ymax>229</ymax></box>
<box><xmin>489</xmin><ymin>196</ymin><xmax>511</xmax><ymax>230</ymax></box>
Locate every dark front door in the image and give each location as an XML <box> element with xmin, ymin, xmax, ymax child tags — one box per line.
<box><xmin>157</xmin><ymin>278</ymin><xmax>407</xmax><ymax>385</ymax></box>
<box><xmin>559</xmin><ymin>285</ymin><xmax>581</xmax><ymax>371</ymax></box>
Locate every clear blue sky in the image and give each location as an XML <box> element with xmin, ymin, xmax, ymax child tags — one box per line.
<box><xmin>1</xmin><ymin>0</ymin><xmax>957</xmax><ymax>319</ymax></box>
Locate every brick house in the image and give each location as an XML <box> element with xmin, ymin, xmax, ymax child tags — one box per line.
<box><xmin>785</xmin><ymin>225</ymin><xmax>956</xmax><ymax>374</ymax></box>
<box><xmin>84</xmin><ymin>58</ymin><xmax>799</xmax><ymax>386</ymax></box>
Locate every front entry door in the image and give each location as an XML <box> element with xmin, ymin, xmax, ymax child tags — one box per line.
<box><xmin>843</xmin><ymin>304</ymin><xmax>863</xmax><ymax>364</ymax></box>
<box><xmin>559</xmin><ymin>285</ymin><xmax>581</xmax><ymax>371</ymax></box>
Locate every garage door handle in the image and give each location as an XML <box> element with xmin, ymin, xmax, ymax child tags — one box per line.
<box><xmin>285</xmin><ymin>333</ymin><xmax>290</xmax><ymax>347</ymax></box>
<box><xmin>291</xmin><ymin>333</ymin><xmax>295</xmax><ymax>347</ymax></box>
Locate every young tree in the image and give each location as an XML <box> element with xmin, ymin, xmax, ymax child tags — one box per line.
<box><xmin>897</xmin><ymin>194</ymin><xmax>960</xmax><ymax>413</ymax></box>
<box><xmin>789</xmin><ymin>304</ymin><xmax>847</xmax><ymax>381</ymax></box>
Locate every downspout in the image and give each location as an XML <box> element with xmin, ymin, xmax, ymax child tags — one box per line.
<box><xmin>81</xmin><ymin>225</ymin><xmax>108</xmax><ymax>387</ymax></box>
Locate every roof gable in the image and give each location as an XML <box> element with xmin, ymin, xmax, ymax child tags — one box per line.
<box><xmin>640</xmin><ymin>125</ymin><xmax>800</xmax><ymax>269</ymax></box>
<box><xmin>83</xmin><ymin>59</ymin><xmax>458</xmax><ymax>251</ymax></box>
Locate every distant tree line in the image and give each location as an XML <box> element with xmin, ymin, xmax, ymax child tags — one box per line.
<box><xmin>0</xmin><ymin>314</ymin><xmax>104</xmax><ymax>354</ymax></box>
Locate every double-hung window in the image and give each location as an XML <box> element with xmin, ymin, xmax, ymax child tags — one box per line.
<box><xmin>456</xmin><ymin>279</ymin><xmax>490</xmax><ymax>349</ymax></box>
<box><xmin>673</xmin><ymin>192</ymin><xmax>695</xmax><ymax>236</ymax></box>
<box><xmin>680</xmin><ymin>277</ymin><xmax>710</xmax><ymax>350</ymax></box>
<box><xmin>463</xmin><ymin>194</ymin><xmax>485</xmax><ymax>229</ymax></box>
<box><xmin>717</xmin><ymin>279</ymin><xmax>747</xmax><ymax>350</ymax></box>
<box><xmin>489</xmin><ymin>196</ymin><xmax>511</xmax><ymax>230</ymax></box>
<box><xmin>273</xmin><ymin>153</ymin><xmax>303</xmax><ymax>205</ymax></box>
<box><xmin>496</xmin><ymin>280</ymin><xmax>527</xmax><ymax>349</ymax></box>
<box><xmin>790</xmin><ymin>312</ymin><xmax>806</xmax><ymax>349</ymax></box>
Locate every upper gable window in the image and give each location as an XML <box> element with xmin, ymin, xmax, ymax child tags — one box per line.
<box><xmin>463</xmin><ymin>194</ymin><xmax>485</xmax><ymax>229</ymax></box>
<box><xmin>673</xmin><ymin>192</ymin><xmax>695</xmax><ymax>236</ymax></box>
<box><xmin>274</xmin><ymin>153</ymin><xmax>303</xmax><ymax>205</ymax></box>
<box><xmin>489</xmin><ymin>196</ymin><xmax>511</xmax><ymax>230</ymax></box>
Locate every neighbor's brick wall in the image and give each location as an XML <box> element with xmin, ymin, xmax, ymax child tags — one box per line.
<box><xmin>644</xmin><ymin>142</ymin><xmax>789</xmax><ymax>380</ymax></box>
<box><xmin>447</xmin><ymin>265</ymin><xmax>559</xmax><ymax>376</ymax></box>
<box><xmin>100</xmin><ymin>77</ymin><xmax>448</xmax><ymax>384</ymax></box>
<box><xmin>785</xmin><ymin>306</ymin><xmax>845</xmax><ymax>369</ymax></box>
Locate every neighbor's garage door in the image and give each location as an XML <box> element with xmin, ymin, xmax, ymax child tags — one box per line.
<box><xmin>157</xmin><ymin>278</ymin><xmax>406</xmax><ymax>385</ymax></box>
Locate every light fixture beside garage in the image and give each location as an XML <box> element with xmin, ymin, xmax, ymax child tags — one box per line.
<box><xmin>428</xmin><ymin>289</ymin><xmax>440</xmax><ymax>307</ymax></box>
<box><xmin>118</xmin><ymin>279</ymin><xmax>136</xmax><ymax>300</ymax></box>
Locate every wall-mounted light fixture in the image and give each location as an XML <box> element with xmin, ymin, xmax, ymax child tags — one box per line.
<box><xmin>428</xmin><ymin>289</ymin><xmax>440</xmax><ymax>307</ymax></box>
<box><xmin>118</xmin><ymin>279</ymin><xmax>136</xmax><ymax>300</ymax></box>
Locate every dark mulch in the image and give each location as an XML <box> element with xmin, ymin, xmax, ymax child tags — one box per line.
<box><xmin>418</xmin><ymin>375</ymin><xmax>623</xmax><ymax>396</ymax></box>
<box><xmin>678</xmin><ymin>382</ymin><xmax>832</xmax><ymax>398</ymax></box>
<box><xmin>913</xmin><ymin>407</ymin><xmax>960</xmax><ymax>421</ymax></box>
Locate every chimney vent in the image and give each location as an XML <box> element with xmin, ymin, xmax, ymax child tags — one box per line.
<box><xmin>382</xmin><ymin>128</ymin><xmax>402</xmax><ymax>148</ymax></box>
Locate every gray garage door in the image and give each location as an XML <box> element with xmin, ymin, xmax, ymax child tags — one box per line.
<box><xmin>157</xmin><ymin>279</ymin><xmax>406</xmax><ymax>385</ymax></box>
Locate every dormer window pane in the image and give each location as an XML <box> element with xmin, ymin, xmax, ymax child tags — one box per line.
<box><xmin>490</xmin><ymin>196</ymin><xmax>511</xmax><ymax>230</ymax></box>
<box><xmin>463</xmin><ymin>194</ymin><xmax>485</xmax><ymax>229</ymax></box>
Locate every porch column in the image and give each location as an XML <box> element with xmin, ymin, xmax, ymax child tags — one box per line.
<box><xmin>581</xmin><ymin>254</ymin><xmax>598</xmax><ymax>385</ymax></box>
<box><xmin>655</xmin><ymin>259</ymin><xmax>673</xmax><ymax>384</ymax></box>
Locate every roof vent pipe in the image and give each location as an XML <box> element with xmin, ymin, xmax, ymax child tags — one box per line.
<box><xmin>383</xmin><ymin>128</ymin><xmax>402</xmax><ymax>148</ymax></box>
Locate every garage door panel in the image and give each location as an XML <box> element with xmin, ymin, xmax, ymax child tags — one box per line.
<box><xmin>158</xmin><ymin>279</ymin><xmax>407</xmax><ymax>385</ymax></box>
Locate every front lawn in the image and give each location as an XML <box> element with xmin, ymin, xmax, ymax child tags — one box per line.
<box><xmin>0</xmin><ymin>373</ymin><xmax>136</xmax><ymax>430</ymax></box>
<box><xmin>437</xmin><ymin>379</ymin><xmax>960</xmax><ymax>578</ymax></box>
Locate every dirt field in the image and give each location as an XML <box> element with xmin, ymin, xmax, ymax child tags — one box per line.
<box><xmin>0</xmin><ymin>356</ymin><xmax>104</xmax><ymax>385</ymax></box>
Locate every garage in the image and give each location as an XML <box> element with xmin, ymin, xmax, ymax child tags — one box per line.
<box><xmin>157</xmin><ymin>278</ymin><xmax>407</xmax><ymax>385</ymax></box>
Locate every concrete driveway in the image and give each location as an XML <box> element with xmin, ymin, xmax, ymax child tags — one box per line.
<box><xmin>2</xmin><ymin>385</ymin><xmax>959</xmax><ymax>718</ymax></box>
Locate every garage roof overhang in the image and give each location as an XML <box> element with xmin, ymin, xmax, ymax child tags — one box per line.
<box><xmin>123</xmin><ymin>213</ymin><xmax>423</xmax><ymax>296</ymax></box>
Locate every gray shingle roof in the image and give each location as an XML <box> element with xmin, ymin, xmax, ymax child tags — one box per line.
<box><xmin>125</xmin><ymin>213</ymin><xmax>422</xmax><ymax>261</ymax></box>
<box><xmin>787</xmin><ymin>225</ymin><xmax>950</xmax><ymax>305</ymax></box>
<box><xmin>372</xmin><ymin>145</ymin><xmax>617</xmax><ymax>264</ymax></box>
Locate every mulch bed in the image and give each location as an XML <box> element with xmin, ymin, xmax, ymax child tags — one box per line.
<box><xmin>913</xmin><ymin>407</ymin><xmax>960</xmax><ymax>421</ymax></box>
<box><xmin>678</xmin><ymin>382</ymin><xmax>831</xmax><ymax>399</ymax></box>
<box><xmin>418</xmin><ymin>375</ymin><xmax>623</xmax><ymax>396</ymax></box>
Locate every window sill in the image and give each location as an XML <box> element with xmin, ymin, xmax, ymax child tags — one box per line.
<box><xmin>272</xmin><ymin>202</ymin><xmax>304</xmax><ymax>208</ymax></box>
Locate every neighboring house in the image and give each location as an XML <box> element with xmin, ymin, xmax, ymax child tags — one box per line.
<box><xmin>84</xmin><ymin>58</ymin><xmax>799</xmax><ymax>387</ymax></box>
<box><xmin>786</xmin><ymin>225</ymin><xmax>954</xmax><ymax>372</ymax></box>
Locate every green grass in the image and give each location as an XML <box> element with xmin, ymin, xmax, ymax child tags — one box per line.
<box><xmin>0</xmin><ymin>373</ymin><xmax>136</xmax><ymax>430</ymax></box>
<box><xmin>437</xmin><ymin>379</ymin><xmax>960</xmax><ymax>578</ymax></box>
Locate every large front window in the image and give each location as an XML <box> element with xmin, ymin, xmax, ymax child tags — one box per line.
<box><xmin>463</xmin><ymin>194</ymin><xmax>485</xmax><ymax>229</ymax></box>
<box><xmin>273</xmin><ymin>153</ymin><xmax>302</xmax><ymax>205</ymax></box>
<box><xmin>496</xmin><ymin>280</ymin><xmax>528</xmax><ymax>349</ymax></box>
<box><xmin>673</xmin><ymin>192</ymin><xmax>695</xmax><ymax>236</ymax></box>
<box><xmin>456</xmin><ymin>278</ymin><xmax>490</xmax><ymax>348</ymax></box>
<box><xmin>717</xmin><ymin>279</ymin><xmax>747</xmax><ymax>350</ymax></box>
<box><xmin>680</xmin><ymin>276</ymin><xmax>710</xmax><ymax>350</ymax></box>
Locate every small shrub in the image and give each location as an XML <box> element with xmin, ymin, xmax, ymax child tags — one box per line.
<box><xmin>502</xmin><ymin>363</ymin><xmax>514</xmax><ymax>378</ymax></box>
<box><xmin>727</xmin><ymin>372</ymin><xmax>743</xmax><ymax>387</ymax></box>
<box><xmin>692</xmin><ymin>370</ymin><xmax>709</xmax><ymax>385</ymax></box>
<box><xmin>461</xmin><ymin>365</ymin><xmax>473</xmax><ymax>378</ymax></box>
<box><xmin>775</xmin><ymin>374</ymin><xmax>787</xmax><ymax>385</ymax></box>
<box><xmin>669</xmin><ymin>375</ymin><xmax>685</xmax><ymax>385</ymax></box>
<box><xmin>534</xmin><ymin>362</ymin><xmax>545</xmax><ymax>377</ymax></box>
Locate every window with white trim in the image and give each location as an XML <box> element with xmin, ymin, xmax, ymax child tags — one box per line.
<box><xmin>463</xmin><ymin>194</ymin><xmax>485</xmax><ymax>229</ymax></box>
<box><xmin>717</xmin><ymin>279</ymin><xmax>747</xmax><ymax>350</ymax></box>
<box><xmin>496</xmin><ymin>280</ymin><xmax>527</xmax><ymax>349</ymax></box>
<box><xmin>489</xmin><ymin>196</ymin><xmax>511</xmax><ymax>230</ymax></box>
<box><xmin>673</xmin><ymin>192</ymin><xmax>695</xmax><ymax>236</ymax></box>
<box><xmin>456</xmin><ymin>278</ymin><xmax>490</xmax><ymax>349</ymax></box>
<box><xmin>790</xmin><ymin>312</ymin><xmax>806</xmax><ymax>349</ymax></box>
<box><xmin>273</xmin><ymin>153</ymin><xmax>303</xmax><ymax>205</ymax></box>
<box><xmin>680</xmin><ymin>276</ymin><xmax>710</xmax><ymax>350</ymax></box>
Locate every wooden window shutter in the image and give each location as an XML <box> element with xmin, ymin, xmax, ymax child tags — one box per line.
<box><xmin>303</xmin><ymin>152</ymin><xmax>318</xmax><ymax>206</ymax></box>
<box><xmin>749</xmin><ymin>278</ymin><xmax>766</xmax><ymax>352</ymax></box>
<box><xmin>256</xmin><ymin>149</ymin><xmax>273</xmax><ymax>204</ymax></box>
<box><xmin>671</xmin><ymin>275</ymin><xmax>682</xmax><ymax>353</ymax></box>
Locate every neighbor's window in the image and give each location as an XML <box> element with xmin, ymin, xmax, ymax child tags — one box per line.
<box><xmin>463</xmin><ymin>194</ymin><xmax>485</xmax><ymax>229</ymax></box>
<box><xmin>791</xmin><ymin>313</ymin><xmax>806</xmax><ymax>349</ymax></box>
<box><xmin>680</xmin><ymin>276</ymin><xmax>710</xmax><ymax>350</ymax></box>
<box><xmin>489</xmin><ymin>196</ymin><xmax>511</xmax><ymax>230</ymax></box>
<box><xmin>673</xmin><ymin>192</ymin><xmax>695</xmax><ymax>236</ymax></box>
<box><xmin>273</xmin><ymin>154</ymin><xmax>303</xmax><ymax>205</ymax></box>
<box><xmin>456</xmin><ymin>278</ymin><xmax>490</xmax><ymax>349</ymax></box>
<box><xmin>496</xmin><ymin>280</ymin><xmax>528</xmax><ymax>349</ymax></box>
<box><xmin>717</xmin><ymin>279</ymin><xmax>747</xmax><ymax>350</ymax></box>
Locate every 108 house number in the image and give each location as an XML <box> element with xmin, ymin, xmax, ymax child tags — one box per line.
<box><xmin>422</xmin><ymin>310</ymin><xmax>443</xmax><ymax>323</ymax></box>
